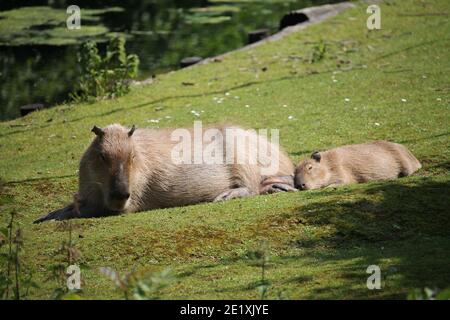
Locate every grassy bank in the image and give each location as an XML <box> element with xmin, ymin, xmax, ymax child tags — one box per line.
<box><xmin>0</xmin><ymin>0</ymin><xmax>449</xmax><ymax>299</ymax></box>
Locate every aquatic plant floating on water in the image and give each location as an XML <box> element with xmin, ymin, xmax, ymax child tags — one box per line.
<box><xmin>0</xmin><ymin>6</ymin><xmax>125</xmax><ymax>46</ymax></box>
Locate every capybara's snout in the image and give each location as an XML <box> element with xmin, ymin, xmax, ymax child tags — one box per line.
<box><xmin>109</xmin><ymin>179</ymin><xmax>131</xmax><ymax>200</ymax></box>
<box><xmin>295</xmin><ymin>182</ymin><xmax>307</xmax><ymax>190</ymax></box>
<box><xmin>294</xmin><ymin>174</ymin><xmax>307</xmax><ymax>190</ymax></box>
<box><xmin>107</xmin><ymin>181</ymin><xmax>131</xmax><ymax>211</ymax></box>
<box><xmin>109</xmin><ymin>171</ymin><xmax>131</xmax><ymax>201</ymax></box>
<box><xmin>109</xmin><ymin>189</ymin><xmax>130</xmax><ymax>201</ymax></box>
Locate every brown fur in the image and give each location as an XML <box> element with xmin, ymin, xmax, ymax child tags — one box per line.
<box><xmin>294</xmin><ymin>141</ymin><xmax>421</xmax><ymax>190</ymax></box>
<box><xmin>35</xmin><ymin>124</ymin><xmax>294</xmax><ymax>222</ymax></box>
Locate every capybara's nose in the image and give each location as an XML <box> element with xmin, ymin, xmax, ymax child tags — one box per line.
<box><xmin>294</xmin><ymin>180</ymin><xmax>304</xmax><ymax>189</ymax></box>
<box><xmin>110</xmin><ymin>190</ymin><xmax>130</xmax><ymax>200</ymax></box>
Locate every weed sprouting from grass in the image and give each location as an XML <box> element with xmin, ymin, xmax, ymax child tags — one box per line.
<box><xmin>70</xmin><ymin>36</ymin><xmax>139</xmax><ymax>103</ymax></box>
<box><xmin>308</xmin><ymin>40</ymin><xmax>327</xmax><ymax>64</ymax></box>
<box><xmin>0</xmin><ymin>211</ymin><xmax>38</xmax><ymax>300</ymax></box>
<box><xmin>12</xmin><ymin>227</ymin><xmax>21</xmax><ymax>299</ymax></box>
<box><xmin>3</xmin><ymin>211</ymin><xmax>15</xmax><ymax>299</ymax></box>
<box><xmin>407</xmin><ymin>287</ymin><xmax>450</xmax><ymax>300</ymax></box>
<box><xmin>247</xmin><ymin>241</ymin><xmax>270</xmax><ymax>299</ymax></box>
<box><xmin>100</xmin><ymin>267</ymin><xmax>174</xmax><ymax>300</ymax></box>
<box><xmin>47</xmin><ymin>218</ymin><xmax>83</xmax><ymax>299</ymax></box>
<box><xmin>99</xmin><ymin>266</ymin><xmax>135</xmax><ymax>300</ymax></box>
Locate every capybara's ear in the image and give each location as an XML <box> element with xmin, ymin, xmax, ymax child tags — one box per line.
<box><xmin>128</xmin><ymin>125</ymin><xmax>136</xmax><ymax>137</ymax></box>
<box><xmin>91</xmin><ymin>125</ymin><xmax>104</xmax><ymax>137</ymax></box>
<box><xmin>311</xmin><ymin>151</ymin><xmax>321</xmax><ymax>162</ymax></box>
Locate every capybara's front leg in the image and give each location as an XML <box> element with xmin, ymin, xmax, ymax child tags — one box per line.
<box><xmin>261</xmin><ymin>183</ymin><xmax>298</xmax><ymax>194</ymax></box>
<box><xmin>213</xmin><ymin>187</ymin><xmax>253</xmax><ymax>202</ymax></box>
<box><xmin>33</xmin><ymin>203</ymin><xmax>80</xmax><ymax>223</ymax></box>
<box><xmin>33</xmin><ymin>195</ymin><xmax>103</xmax><ymax>223</ymax></box>
<box><xmin>260</xmin><ymin>175</ymin><xmax>297</xmax><ymax>194</ymax></box>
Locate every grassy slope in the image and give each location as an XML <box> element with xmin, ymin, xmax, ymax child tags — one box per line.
<box><xmin>0</xmin><ymin>0</ymin><xmax>449</xmax><ymax>299</ymax></box>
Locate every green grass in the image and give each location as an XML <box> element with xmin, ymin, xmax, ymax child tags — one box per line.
<box><xmin>0</xmin><ymin>0</ymin><xmax>449</xmax><ymax>299</ymax></box>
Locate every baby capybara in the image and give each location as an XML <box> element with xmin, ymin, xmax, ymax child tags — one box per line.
<box><xmin>294</xmin><ymin>141</ymin><xmax>421</xmax><ymax>190</ymax></box>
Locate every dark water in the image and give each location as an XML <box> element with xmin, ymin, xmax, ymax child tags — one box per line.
<box><xmin>0</xmin><ymin>0</ymin><xmax>340</xmax><ymax>120</ymax></box>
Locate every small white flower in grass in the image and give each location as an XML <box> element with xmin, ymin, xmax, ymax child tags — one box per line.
<box><xmin>344</xmin><ymin>98</ymin><xmax>350</xmax><ymax>102</ymax></box>
<box><xmin>148</xmin><ymin>119</ymin><xmax>160</xmax><ymax>123</ymax></box>
<box><xmin>190</xmin><ymin>110</ymin><xmax>200</xmax><ymax>117</ymax></box>
<box><xmin>401</xmin><ymin>98</ymin><xmax>407</xmax><ymax>102</ymax></box>
<box><xmin>225</xmin><ymin>92</ymin><xmax>230</xmax><ymax>96</ymax></box>
<box><xmin>333</xmin><ymin>79</ymin><xmax>338</xmax><ymax>83</ymax></box>
<box><xmin>288</xmin><ymin>115</ymin><xmax>295</xmax><ymax>120</ymax></box>
<box><xmin>165</xmin><ymin>116</ymin><xmax>172</xmax><ymax>119</ymax></box>
<box><xmin>234</xmin><ymin>96</ymin><xmax>240</xmax><ymax>99</ymax></box>
<box><xmin>436</xmin><ymin>98</ymin><xmax>442</xmax><ymax>101</ymax></box>
<box><xmin>375</xmin><ymin>122</ymin><xmax>380</xmax><ymax>126</ymax></box>
<box><xmin>283</xmin><ymin>104</ymin><xmax>287</xmax><ymax>108</ymax></box>
<box><xmin>245</xmin><ymin>104</ymin><xmax>250</xmax><ymax>108</ymax></box>
<box><xmin>422</xmin><ymin>75</ymin><xmax>427</xmax><ymax>79</ymax></box>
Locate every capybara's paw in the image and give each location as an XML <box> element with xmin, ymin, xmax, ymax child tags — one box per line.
<box><xmin>262</xmin><ymin>183</ymin><xmax>298</xmax><ymax>194</ymax></box>
<box><xmin>213</xmin><ymin>187</ymin><xmax>252</xmax><ymax>202</ymax></box>
<box><xmin>33</xmin><ymin>204</ymin><xmax>78</xmax><ymax>223</ymax></box>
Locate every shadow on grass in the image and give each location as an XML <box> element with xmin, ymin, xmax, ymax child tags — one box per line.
<box><xmin>291</xmin><ymin>177</ymin><xmax>450</xmax><ymax>298</ymax></box>
<box><xmin>177</xmin><ymin>177</ymin><xmax>450</xmax><ymax>298</ymax></box>
<box><xmin>293</xmin><ymin>177</ymin><xmax>450</xmax><ymax>245</ymax></box>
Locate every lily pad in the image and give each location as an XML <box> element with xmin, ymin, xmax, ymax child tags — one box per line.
<box><xmin>184</xmin><ymin>14</ymin><xmax>232</xmax><ymax>25</ymax></box>
<box><xmin>188</xmin><ymin>5</ymin><xmax>241</xmax><ymax>14</ymax></box>
<box><xmin>0</xmin><ymin>6</ymin><xmax>125</xmax><ymax>46</ymax></box>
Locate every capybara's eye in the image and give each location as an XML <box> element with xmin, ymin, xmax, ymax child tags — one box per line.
<box><xmin>308</xmin><ymin>166</ymin><xmax>313</xmax><ymax>171</ymax></box>
<box><xmin>99</xmin><ymin>153</ymin><xmax>107</xmax><ymax>162</ymax></box>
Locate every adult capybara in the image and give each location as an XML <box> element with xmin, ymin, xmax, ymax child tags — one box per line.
<box><xmin>35</xmin><ymin>123</ymin><xmax>294</xmax><ymax>222</ymax></box>
<box><xmin>294</xmin><ymin>141</ymin><xmax>421</xmax><ymax>190</ymax></box>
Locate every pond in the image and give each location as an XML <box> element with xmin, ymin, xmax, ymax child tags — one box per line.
<box><xmin>0</xmin><ymin>0</ymin><xmax>342</xmax><ymax>120</ymax></box>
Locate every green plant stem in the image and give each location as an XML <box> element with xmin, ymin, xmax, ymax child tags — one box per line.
<box><xmin>14</xmin><ymin>238</ymin><xmax>20</xmax><ymax>300</ymax></box>
<box><xmin>68</xmin><ymin>221</ymin><xmax>72</xmax><ymax>266</ymax></box>
<box><xmin>5</xmin><ymin>212</ymin><xmax>14</xmax><ymax>299</ymax></box>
